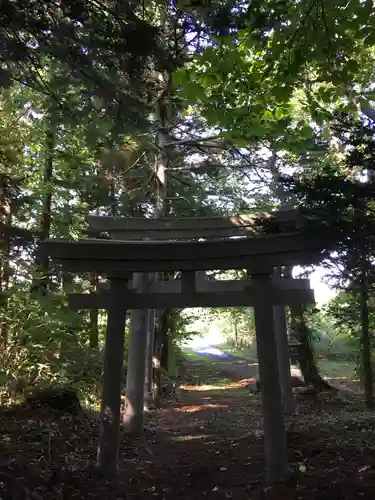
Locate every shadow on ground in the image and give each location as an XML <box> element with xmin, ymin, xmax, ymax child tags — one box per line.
<box><xmin>0</xmin><ymin>350</ymin><xmax>374</xmax><ymax>499</ymax></box>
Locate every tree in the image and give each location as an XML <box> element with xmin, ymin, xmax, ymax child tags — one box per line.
<box><xmin>0</xmin><ymin>0</ymin><xmax>180</xmax><ymax>404</ymax></box>
<box><xmin>284</xmin><ymin>113</ymin><xmax>375</xmax><ymax>406</ymax></box>
<box><xmin>174</xmin><ymin>0</ymin><xmax>375</xmax><ymax>147</ymax></box>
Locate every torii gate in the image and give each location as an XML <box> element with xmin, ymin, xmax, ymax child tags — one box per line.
<box><xmin>41</xmin><ymin>209</ymin><xmax>327</xmax><ymax>483</ymax></box>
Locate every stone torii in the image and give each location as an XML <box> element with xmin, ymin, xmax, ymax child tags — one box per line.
<box><xmin>85</xmin><ymin>209</ymin><xmax>305</xmax><ymax>418</ymax></box>
<box><xmin>41</xmin><ymin>224</ymin><xmax>326</xmax><ymax>484</ymax></box>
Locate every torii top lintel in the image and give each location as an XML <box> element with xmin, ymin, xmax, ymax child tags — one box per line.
<box><xmin>41</xmin><ymin>231</ymin><xmax>328</xmax><ymax>274</ymax></box>
<box><xmin>41</xmin><ymin>208</ymin><xmax>331</xmax><ymax>274</ymax></box>
<box><xmin>87</xmin><ymin>208</ymin><xmax>301</xmax><ymax>240</ymax></box>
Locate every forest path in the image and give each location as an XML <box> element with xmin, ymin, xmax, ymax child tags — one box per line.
<box><xmin>1</xmin><ymin>351</ymin><xmax>374</xmax><ymax>499</ymax></box>
<box><xmin>132</xmin><ymin>348</ymin><xmax>267</xmax><ymax>499</ymax></box>
<box><xmin>122</xmin><ymin>349</ymin><xmax>374</xmax><ymax>499</ymax></box>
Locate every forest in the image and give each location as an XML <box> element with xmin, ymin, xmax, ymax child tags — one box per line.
<box><xmin>1</xmin><ymin>1</ymin><xmax>375</xmax><ymax>499</ymax></box>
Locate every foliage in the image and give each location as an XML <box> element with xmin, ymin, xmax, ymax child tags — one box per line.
<box><xmin>305</xmin><ymin>305</ymin><xmax>357</xmax><ymax>361</ymax></box>
<box><xmin>0</xmin><ymin>0</ymin><xmax>172</xmax><ymax>134</ymax></box>
<box><xmin>174</xmin><ymin>0</ymin><xmax>375</xmax><ymax>146</ymax></box>
<box><xmin>325</xmin><ymin>290</ymin><xmax>375</xmax><ymax>380</ymax></box>
<box><xmin>282</xmin><ymin>113</ymin><xmax>375</xmax><ymax>403</ymax></box>
<box><xmin>0</xmin><ymin>285</ymin><xmax>106</xmax><ymax>407</ymax></box>
<box><xmin>213</xmin><ymin>307</ymin><xmax>255</xmax><ymax>349</ymax></box>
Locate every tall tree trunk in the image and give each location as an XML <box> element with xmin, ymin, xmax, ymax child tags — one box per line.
<box><xmin>32</xmin><ymin>113</ymin><xmax>55</xmax><ymax>295</ymax></box>
<box><xmin>123</xmin><ymin>272</ymin><xmax>153</xmax><ymax>434</ymax></box>
<box><xmin>89</xmin><ymin>275</ymin><xmax>99</xmax><ymax>349</ymax></box>
<box><xmin>0</xmin><ymin>176</ymin><xmax>11</xmax><ymax>345</ymax></box>
<box><xmin>289</xmin><ymin>303</ymin><xmax>332</xmax><ymax>391</ymax></box>
<box><xmin>62</xmin><ymin>272</ymin><xmax>73</xmax><ymax>292</ymax></box>
<box><xmin>161</xmin><ymin>329</ymin><xmax>170</xmax><ymax>371</ymax></box>
<box><xmin>60</xmin><ymin>271</ymin><xmax>74</xmax><ymax>357</ymax></box>
<box><xmin>87</xmin><ymin>204</ymin><xmax>101</xmax><ymax>350</ymax></box>
<box><xmin>151</xmin><ymin>71</ymin><xmax>172</xmax><ymax>405</ymax></box>
<box><xmin>283</xmin><ymin>267</ymin><xmax>331</xmax><ymax>391</ymax></box>
<box><xmin>109</xmin><ymin>176</ymin><xmax>117</xmax><ymax>217</ymax></box>
<box><xmin>359</xmin><ymin>263</ymin><xmax>374</xmax><ymax>408</ymax></box>
<box><xmin>267</xmin><ymin>154</ymin><xmax>332</xmax><ymax>391</ymax></box>
<box><xmin>153</xmin><ymin>310</ymin><xmax>169</xmax><ymax>406</ymax></box>
<box><xmin>233</xmin><ymin>316</ymin><xmax>239</xmax><ymax>349</ymax></box>
<box><xmin>273</xmin><ymin>267</ymin><xmax>295</xmax><ymax>414</ymax></box>
<box><xmin>0</xmin><ymin>236</ymin><xmax>10</xmax><ymax>345</ymax></box>
<box><xmin>144</xmin><ymin>308</ymin><xmax>155</xmax><ymax>410</ymax></box>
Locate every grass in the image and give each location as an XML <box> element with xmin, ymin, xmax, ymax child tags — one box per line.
<box><xmin>217</xmin><ymin>343</ymin><xmax>357</xmax><ymax>381</ymax></box>
<box><xmin>182</xmin><ymin>350</ymin><xmax>214</xmax><ymax>363</ymax></box>
<box><xmin>317</xmin><ymin>358</ymin><xmax>357</xmax><ymax>379</ymax></box>
<box><xmin>181</xmin><ymin>348</ymin><xmax>249</xmax><ymax>388</ymax></box>
<box><xmin>215</xmin><ymin>343</ymin><xmax>257</xmax><ymax>361</ymax></box>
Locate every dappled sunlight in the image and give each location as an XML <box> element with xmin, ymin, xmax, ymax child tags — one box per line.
<box><xmin>172</xmin><ymin>434</ymin><xmax>211</xmax><ymax>442</ymax></box>
<box><xmin>291</xmin><ymin>365</ymin><xmax>303</xmax><ymax>377</ymax></box>
<box><xmin>323</xmin><ymin>376</ymin><xmax>355</xmax><ymax>381</ymax></box>
<box><xmin>180</xmin><ymin>378</ymin><xmax>256</xmax><ymax>392</ymax></box>
<box><xmin>234</xmin><ymin>361</ymin><xmax>258</xmax><ymax>368</ymax></box>
<box><xmin>183</xmin><ymin>324</ymin><xmax>225</xmax><ymax>347</ymax></box>
<box><xmin>171</xmin><ymin>403</ymin><xmax>228</xmax><ymax>413</ymax></box>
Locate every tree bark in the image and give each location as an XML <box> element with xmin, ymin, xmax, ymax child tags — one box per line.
<box><xmin>123</xmin><ymin>273</ymin><xmax>151</xmax><ymax>435</ymax></box>
<box><xmin>89</xmin><ymin>309</ymin><xmax>99</xmax><ymax>349</ymax></box>
<box><xmin>32</xmin><ymin>112</ymin><xmax>55</xmax><ymax>295</ymax></box>
<box><xmin>283</xmin><ymin>267</ymin><xmax>331</xmax><ymax>391</ymax></box>
<box><xmin>266</xmin><ymin>153</ymin><xmax>330</xmax><ymax>392</ymax></box>
<box><xmin>273</xmin><ymin>305</ymin><xmax>295</xmax><ymax>414</ymax></box>
<box><xmin>153</xmin><ymin>310</ymin><xmax>169</xmax><ymax>406</ymax></box>
<box><xmin>359</xmin><ymin>265</ymin><xmax>374</xmax><ymax>408</ymax></box>
<box><xmin>233</xmin><ymin>316</ymin><xmax>239</xmax><ymax>349</ymax></box>
<box><xmin>144</xmin><ymin>307</ymin><xmax>155</xmax><ymax>411</ymax></box>
<box><xmin>89</xmin><ymin>275</ymin><xmax>99</xmax><ymax>349</ymax></box>
<box><xmin>161</xmin><ymin>328</ymin><xmax>170</xmax><ymax>371</ymax></box>
<box><xmin>0</xmin><ymin>175</ymin><xmax>11</xmax><ymax>345</ymax></box>
<box><xmin>289</xmin><ymin>303</ymin><xmax>332</xmax><ymax>391</ymax></box>
<box><xmin>273</xmin><ymin>267</ymin><xmax>295</xmax><ymax>414</ymax></box>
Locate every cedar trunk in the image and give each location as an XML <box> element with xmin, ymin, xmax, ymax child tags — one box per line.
<box><xmin>32</xmin><ymin>115</ymin><xmax>55</xmax><ymax>295</ymax></box>
<box><xmin>89</xmin><ymin>275</ymin><xmax>99</xmax><ymax>349</ymax></box>
<box><xmin>0</xmin><ymin>176</ymin><xmax>11</xmax><ymax>345</ymax></box>
<box><xmin>153</xmin><ymin>309</ymin><xmax>169</xmax><ymax>405</ymax></box>
<box><xmin>290</xmin><ymin>304</ymin><xmax>332</xmax><ymax>391</ymax></box>
<box><xmin>359</xmin><ymin>267</ymin><xmax>374</xmax><ymax>408</ymax></box>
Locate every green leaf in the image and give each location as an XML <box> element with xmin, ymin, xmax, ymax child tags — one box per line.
<box><xmin>232</xmin><ymin>137</ymin><xmax>249</xmax><ymax>148</ymax></box>
<box><xmin>363</xmin><ymin>92</ymin><xmax>375</xmax><ymax>102</ymax></box>
<box><xmin>275</xmin><ymin>107</ymin><xmax>288</xmax><ymax>120</ymax></box>
<box><xmin>173</xmin><ymin>69</ymin><xmax>189</xmax><ymax>87</ymax></box>
<box><xmin>364</xmin><ymin>31</ymin><xmax>375</xmax><ymax>47</ymax></box>
<box><xmin>360</xmin><ymin>100</ymin><xmax>371</xmax><ymax>109</ymax></box>
<box><xmin>183</xmin><ymin>81</ymin><xmax>206</xmax><ymax>102</ymax></box>
<box><xmin>261</xmin><ymin>110</ymin><xmax>274</xmax><ymax>122</ymax></box>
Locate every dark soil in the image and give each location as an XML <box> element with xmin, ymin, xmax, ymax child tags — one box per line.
<box><xmin>0</xmin><ymin>353</ymin><xmax>375</xmax><ymax>499</ymax></box>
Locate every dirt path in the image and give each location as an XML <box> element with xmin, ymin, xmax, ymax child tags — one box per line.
<box><xmin>183</xmin><ymin>346</ymin><xmax>260</xmax><ymax>382</ymax></box>
<box><xmin>1</xmin><ymin>352</ymin><xmax>374</xmax><ymax>499</ymax></box>
<box><xmin>122</xmin><ymin>352</ymin><xmax>375</xmax><ymax>499</ymax></box>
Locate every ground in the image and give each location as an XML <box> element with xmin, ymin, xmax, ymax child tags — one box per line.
<box><xmin>1</xmin><ymin>349</ymin><xmax>375</xmax><ymax>499</ymax></box>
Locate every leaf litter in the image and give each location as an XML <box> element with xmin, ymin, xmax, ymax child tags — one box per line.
<box><xmin>0</xmin><ymin>357</ymin><xmax>374</xmax><ymax>499</ymax></box>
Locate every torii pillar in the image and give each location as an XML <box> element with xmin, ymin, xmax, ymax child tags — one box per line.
<box><xmin>251</xmin><ymin>270</ymin><xmax>288</xmax><ymax>483</ymax></box>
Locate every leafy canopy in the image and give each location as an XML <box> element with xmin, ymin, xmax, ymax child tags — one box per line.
<box><xmin>174</xmin><ymin>0</ymin><xmax>375</xmax><ymax>145</ymax></box>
